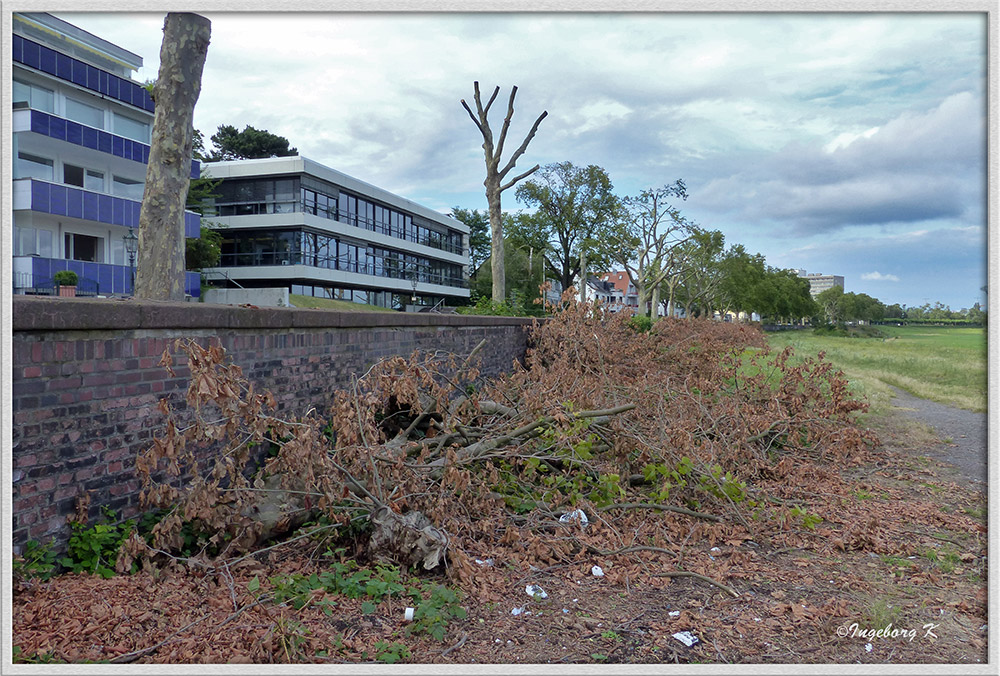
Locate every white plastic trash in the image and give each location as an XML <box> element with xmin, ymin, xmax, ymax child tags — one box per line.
<box><xmin>404</xmin><ymin>607</ymin><xmax>415</xmax><ymax>622</ymax></box>
<box><xmin>672</xmin><ymin>631</ymin><xmax>699</xmax><ymax>647</ymax></box>
<box><xmin>591</xmin><ymin>565</ymin><xmax>605</xmax><ymax>577</ymax></box>
<box><xmin>511</xmin><ymin>607</ymin><xmax>529</xmax><ymax>616</ymax></box>
<box><xmin>558</xmin><ymin>509</ymin><xmax>589</xmax><ymax>527</ymax></box>
<box><xmin>668</xmin><ymin>611</ymin><xmax>681</xmax><ymax>617</ymax></box>
<box><xmin>525</xmin><ymin>584</ymin><xmax>548</xmax><ymax>599</ymax></box>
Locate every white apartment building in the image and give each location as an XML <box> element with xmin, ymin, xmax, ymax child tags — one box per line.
<box><xmin>11</xmin><ymin>12</ymin><xmax>202</xmax><ymax>297</ymax></box>
<box><xmin>200</xmin><ymin>156</ymin><xmax>470</xmax><ymax>309</ymax></box>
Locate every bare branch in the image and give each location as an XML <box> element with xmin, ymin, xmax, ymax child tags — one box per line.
<box><xmin>500</xmin><ymin>163</ymin><xmax>541</xmax><ymax>193</ymax></box>
<box><xmin>498</xmin><ymin>110</ymin><xmax>549</xmax><ymax>182</ymax></box>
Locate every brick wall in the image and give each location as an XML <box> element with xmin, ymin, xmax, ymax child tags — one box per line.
<box><xmin>10</xmin><ymin>296</ymin><xmax>534</xmax><ymax>550</ymax></box>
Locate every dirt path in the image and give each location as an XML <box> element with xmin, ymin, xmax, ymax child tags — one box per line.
<box><xmin>887</xmin><ymin>386</ymin><xmax>988</xmax><ymax>487</ymax></box>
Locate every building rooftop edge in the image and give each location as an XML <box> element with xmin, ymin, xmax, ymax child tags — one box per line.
<box><xmin>204</xmin><ymin>155</ymin><xmax>468</xmax><ymax>234</ymax></box>
<box><xmin>15</xmin><ymin>12</ymin><xmax>144</xmax><ymax>72</ymax></box>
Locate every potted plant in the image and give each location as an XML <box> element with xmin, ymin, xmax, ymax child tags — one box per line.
<box><xmin>54</xmin><ymin>269</ymin><xmax>78</xmax><ymax>297</ymax></box>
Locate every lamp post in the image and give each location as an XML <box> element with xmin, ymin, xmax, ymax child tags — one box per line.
<box><xmin>123</xmin><ymin>229</ymin><xmax>138</xmax><ymax>295</ymax></box>
<box><xmin>409</xmin><ymin>262</ymin><xmax>419</xmax><ymax>303</ymax></box>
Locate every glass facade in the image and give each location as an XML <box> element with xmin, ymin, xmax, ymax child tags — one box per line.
<box><xmin>211</xmin><ymin>176</ymin><xmax>465</xmax><ymax>256</ymax></box>
<box><xmin>217</xmin><ymin>227</ymin><xmax>466</xmax><ymax>289</ymax></box>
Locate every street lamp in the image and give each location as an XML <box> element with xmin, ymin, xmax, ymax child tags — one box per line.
<box><xmin>123</xmin><ymin>229</ymin><xmax>138</xmax><ymax>295</ymax></box>
<box><xmin>409</xmin><ymin>262</ymin><xmax>419</xmax><ymax>303</ymax></box>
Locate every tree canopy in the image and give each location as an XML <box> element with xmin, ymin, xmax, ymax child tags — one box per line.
<box><xmin>202</xmin><ymin>124</ymin><xmax>298</xmax><ymax>161</ymax></box>
<box><xmin>449</xmin><ymin>207</ymin><xmax>491</xmax><ymax>273</ymax></box>
<box><xmin>513</xmin><ymin>162</ymin><xmax>619</xmax><ymax>293</ymax></box>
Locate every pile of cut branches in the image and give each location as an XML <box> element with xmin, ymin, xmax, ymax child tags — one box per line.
<box><xmin>124</xmin><ymin>299</ymin><xmax>878</xmax><ymax>595</ymax></box>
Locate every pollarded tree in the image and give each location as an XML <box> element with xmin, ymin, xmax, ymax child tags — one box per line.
<box><xmin>513</xmin><ymin>162</ymin><xmax>620</xmax><ymax>294</ymax></box>
<box><xmin>135</xmin><ymin>13</ymin><xmax>211</xmax><ymax>301</ymax></box>
<box><xmin>462</xmin><ymin>83</ymin><xmax>547</xmax><ymax>303</ymax></box>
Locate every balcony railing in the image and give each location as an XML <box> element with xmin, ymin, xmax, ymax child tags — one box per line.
<box><xmin>217</xmin><ymin>250</ymin><xmax>467</xmax><ymax>289</ymax></box>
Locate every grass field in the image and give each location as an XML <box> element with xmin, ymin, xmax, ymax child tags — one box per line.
<box><xmin>288</xmin><ymin>294</ymin><xmax>397</xmax><ymax>313</ymax></box>
<box><xmin>766</xmin><ymin>325</ymin><xmax>988</xmax><ymax>413</ymax></box>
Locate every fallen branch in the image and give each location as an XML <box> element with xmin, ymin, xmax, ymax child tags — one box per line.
<box><xmin>597</xmin><ymin>502</ymin><xmax>722</xmax><ymax>523</ymax></box>
<box><xmin>650</xmin><ymin>570</ymin><xmax>740</xmax><ymax>598</ymax></box>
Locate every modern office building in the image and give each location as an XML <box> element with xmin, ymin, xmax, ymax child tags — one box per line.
<box><xmin>11</xmin><ymin>12</ymin><xmax>201</xmax><ymax>297</ymax></box>
<box><xmin>200</xmin><ymin>156</ymin><xmax>470</xmax><ymax>309</ymax></box>
<box><xmin>796</xmin><ymin>270</ymin><xmax>845</xmax><ymax>297</ymax></box>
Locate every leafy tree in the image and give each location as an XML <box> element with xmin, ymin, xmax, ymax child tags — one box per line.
<box><xmin>470</xmin><ymin>235</ymin><xmax>545</xmax><ymax>315</ymax></box>
<box><xmin>758</xmin><ymin>268</ymin><xmax>817</xmax><ymax>323</ymax></box>
<box><xmin>716</xmin><ymin>245</ymin><xmax>767</xmax><ymax>321</ymax></box>
<box><xmin>203</xmin><ymin>124</ymin><xmax>297</xmax><ymax>161</ymax></box>
<box><xmin>603</xmin><ymin>181</ymin><xmax>692</xmax><ymax>320</ymax></box>
<box><xmin>461</xmin><ymin>82</ymin><xmax>547</xmax><ymax>303</ymax></box>
<box><xmin>884</xmin><ymin>303</ymin><xmax>904</xmax><ymax>319</ymax></box>
<box><xmin>815</xmin><ymin>285</ymin><xmax>845</xmax><ymax>323</ymax></box>
<box><xmin>513</xmin><ymin>162</ymin><xmax>620</xmax><ymax>294</ymax></box>
<box><xmin>185</xmin><ymin>225</ymin><xmax>223</xmax><ymax>270</ymax></box>
<box><xmin>450</xmin><ymin>207</ymin><xmax>491</xmax><ymax>274</ymax></box>
<box><xmin>135</xmin><ymin>13</ymin><xmax>211</xmax><ymax>301</ymax></box>
<box><xmin>671</xmin><ymin>229</ymin><xmax>726</xmax><ymax>319</ymax></box>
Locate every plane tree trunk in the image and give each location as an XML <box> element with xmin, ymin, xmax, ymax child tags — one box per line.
<box><xmin>135</xmin><ymin>13</ymin><xmax>211</xmax><ymax>301</ymax></box>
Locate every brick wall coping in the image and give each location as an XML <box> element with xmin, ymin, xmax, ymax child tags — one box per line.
<box><xmin>12</xmin><ymin>296</ymin><xmax>537</xmax><ymax>332</ymax></box>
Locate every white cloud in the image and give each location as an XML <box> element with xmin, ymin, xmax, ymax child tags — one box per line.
<box><xmin>861</xmin><ymin>271</ymin><xmax>901</xmax><ymax>282</ymax></box>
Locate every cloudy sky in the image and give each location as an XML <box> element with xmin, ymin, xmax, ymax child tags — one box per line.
<box><xmin>56</xmin><ymin>10</ymin><xmax>989</xmax><ymax>310</ymax></box>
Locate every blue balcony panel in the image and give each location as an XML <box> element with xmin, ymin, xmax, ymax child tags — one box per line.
<box><xmin>83</xmin><ymin>191</ymin><xmax>100</xmax><ymax>221</ymax></box>
<box><xmin>99</xmin><ymin>70</ymin><xmax>109</xmax><ymax>95</ymax></box>
<box><xmin>49</xmin><ymin>116</ymin><xmax>66</xmax><ymax>141</ymax></box>
<box><xmin>56</xmin><ymin>52</ymin><xmax>73</xmax><ymax>79</ymax></box>
<box><xmin>30</xmin><ymin>111</ymin><xmax>49</xmax><ymax>135</ymax></box>
<box><xmin>71</xmin><ymin>59</ymin><xmax>87</xmax><ymax>86</ymax></box>
<box><xmin>66</xmin><ymin>120</ymin><xmax>82</xmax><ymax>145</ymax></box>
<box><xmin>98</xmin><ymin>131</ymin><xmax>112</xmax><ymax>154</ymax></box>
<box><xmin>185</xmin><ymin>212</ymin><xmax>200</xmax><ymax>238</ymax></box>
<box><xmin>112</xmin><ymin>198</ymin><xmax>125</xmax><ymax>225</ymax></box>
<box><xmin>112</xmin><ymin>135</ymin><xmax>124</xmax><ymax>158</ymax></box>
<box><xmin>87</xmin><ymin>64</ymin><xmax>100</xmax><ymax>89</ymax></box>
<box><xmin>38</xmin><ymin>45</ymin><xmax>56</xmax><ymax>74</ymax></box>
<box><xmin>67</xmin><ymin>187</ymin><xmax>83</xmax><ymax>219</ymax></box>
<box><xmin>99</xmin><ymin>194</ymin><xmax>113</xmax><ymax>223</ymax></box>
<box><xmin>30</xmin><ymin>180</ymin><xmax>49</xmax><ymax>210</ymax></box>
<box><xmin>21</xmin><ymin>38</ymin><xmax>39</xmax><ymax>69</ymax></box>
<box><xmin>13</xmin><ymin>34</ymin><xmax>22</xmax><ymax>62</ymax></box>
<box><xmin>99</xmin><ymin>266</ymin><xmax>113</xmax><ymax>292</ymax></box>
<box><xmin>81</xmin><ymin>125</ymin><xmax>99</xmax><ymax>150</ymax></box>
<box><xmin>50</xmin><ymin>184</ymin><xmax>67</xmax><ymax>216</ymax></box>
<box><xmin>130</xmin><ymin>201</ymin><xmax>142</xmax><ymax>227</ymax></box>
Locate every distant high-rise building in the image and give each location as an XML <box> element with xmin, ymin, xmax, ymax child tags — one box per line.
<box><xmin>796</xmin><ymin>270</ymin><xmax>844</xmax><ymax>297</ymax></box>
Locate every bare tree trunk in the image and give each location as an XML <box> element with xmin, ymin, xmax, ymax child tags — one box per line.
<box><xmin>135</xmin><ymin>13</ymin><xmax>210</xmax><ymax>301</ymax></box>
<box><xmin>650</xmin><ymin>285</ymin><xmax>660</xmax><ymax>321</ymax></box>
<box><xmin>579</xmin><ymin>247</ymin><xmax>587</xmax><ymax>304</ymax></box>
<box><xmin>462</xmin><ymin>83</ymin><xmax>547</xmax><ymax>304</ymax></box>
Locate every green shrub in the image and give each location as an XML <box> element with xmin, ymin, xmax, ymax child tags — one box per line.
<box><xmin>628</xmin><ymin>314</ymin><xmax>653</xmax><ymax>333</ymax></box>
<box><xmin>61</xmin><ymin>507</ymin><xmax>134</xmax><ymax>578</ymax></box>
<box><xmin>53</xmin><ymin>270</ymin><xmax>78</xmax><ymax>287</ymax></box>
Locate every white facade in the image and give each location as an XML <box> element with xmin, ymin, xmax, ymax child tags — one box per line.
<box><xmin>200</xmin><ymin>156</ymin><xmax>470</xmax><ymax>309</ymax></box>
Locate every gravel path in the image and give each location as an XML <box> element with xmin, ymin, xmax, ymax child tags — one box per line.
<box><xmin>888</xmin><ymin>386</ymin><xmax>988</xmax><ymax>486</ymax></box>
